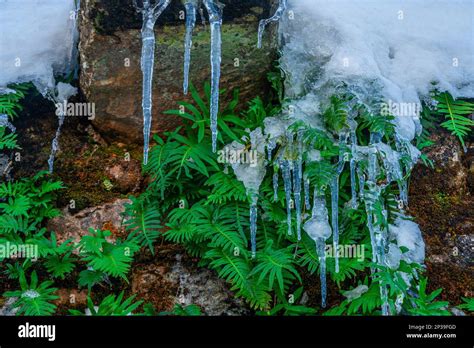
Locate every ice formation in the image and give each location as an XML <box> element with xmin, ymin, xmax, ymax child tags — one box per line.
<box><xmin>136</xmin><ymin>0</ymin><xmax>224</xmax><ymax>161</ymax></box>
<box><xmin>46</xmin><ymin>83</ymin><xmax>78</xmax><ymax>173</ymax></box>
<box><xmin>245</xmin><ymin>0</ymin><xmax>472</xmax><ymax>313</ymax></box>
<box><xmin>135</xmin><ymin>0</ymin><xmax>172</xmax><ymax>165</ymax></box>
<box><xmin>0</xmin><ymin>0</ymin><xmax>79</xmax><ymax>172</ymax></box>
<box><xmin>0</xmin><ymin>0</ymin><xmax>78</xmax><ymax>89</ymax></box>
<box><xmin>183</xmin><ymin>0</ymin><xmax>198</xmax><ymax>95</ymax></box>
<box><xmin>303</xmin><ymin>189</ymin><xmax>332</xmax><ymax>308</ymax></box>
<box><xmin>257</xmin><ymin>0</ymin><xmax>287</xmax><ymax>49</ymax></box>
<box><xmin>225</xmin><ymin>128</ymin><xmax>267</xmax><ymax>257</ymax></box>
<box><xmin>202</xmin><ymin>0</ymin><xmax>223</xmax><ymax>153</ymax></box>
<box><xmin>343</xmin><ymin>285</ymin><xmax>368</xmax><ymax>301</ymax></box>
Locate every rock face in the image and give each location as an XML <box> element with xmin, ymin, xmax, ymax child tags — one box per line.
<box><xmin>409</xmin><ymin>133</ymin><xmax>474</xmax><ymax>303</ymax></box>
<box><xmin>79</xmin><ymin>0</ymin><xmax>278</xmax><ymax>142</ymax></box>
<box><xmin>131</xmin><ymin>249</ymin><xmax>250</xmax><ymax>315</ymax></box>
<box><xmin>47</xmin><ymin>198</ymin><xmax>131</xmax><ymax>245</ymax></box>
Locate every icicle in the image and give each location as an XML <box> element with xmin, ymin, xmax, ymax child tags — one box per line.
<box><xmin>315</xmin><ymin>238</ymin><xmax>327</xmax><ymax>308</ymax></box>
<box><xmin>304</xmin><ymin>176</ymin><xmax>311</xmax><ymax>210</ymax></box>
<box><xmin>280</xmin><ymin>159</ymin><xmax>293</xmax><ymax>235</ymax></box>
<box><xmin>203</xmin><ymin>0</ymin><xmax>223</xmax><ymax>153</ymax></box>
<box><xmin>47</xmin><ymin>109</ymin><xmax>65</xmax><ymax>173</ymax></box>
<box><xmin>267</xmin><ymin>138</ymin><xmax>276</xmax><ymax>161</ymax></box>
<box><xmin>303</xmin><ymin>188</ymin><xmax>332</xmax><ymax>308</ymax></box>
<box><xmin>257</xmin><ymin>0</ymin><xmax>288</xmax><ymax>49</ymax></box>
<box><xmin>183</xmin><ymin>0</ymin><xmax>198</xmax><ymax>95</ymax></box>
<box><xmin>0</xmin><ymin>114</ymin><xmax>15</xmax><ymax>133</ymax></box>
<box><xmin>249</xmin><ymin>193</ymin><xmax>258</xmax><ymax>258</ymax></box>
<box><xmin>136</xmin><ymin>0</ymin><xmax>172</xmax><ymax>165</ymax></box>
<box><xmin>293</xmin><ymin>130</ymin><xmax>303</xmax><ymax>240</ymax></box>
<box><xmin>273</xmin><ymin>165</ymin><xmax>279</xmax><ymax>202</ymax></box>
<box><xmin>349</xmin><ymin>131</ymin><xmax>358</xmax><ymax>208</ymax></box>
<box><xmin>330</xmin><ymin>175</ymin><xmax>340</xmax><ymax>273</ymax></box>
<box><xmin>331</xmin><ymin>142</ymin><xmax>346</xmax><ymax>273</ymax></box>
<box><xmin>46</xmin><ymin>83</ymin><xmax>77</xmax><ymax>173</ymax></box>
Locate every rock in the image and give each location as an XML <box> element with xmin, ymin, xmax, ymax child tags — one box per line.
<box><xmin>105</xmin><ymin>159</ymin><xmax>142</xmax><ymax>193</ymax></box>
<box><xmin>131</xmin><ymin>251</ymin><xmax>250</xmax><ymax>315</ymax></box>
<box><xmin>54</xmin><ymin>289</ymin><xmax>88</xmax><ymax>310</ymax></box>
<box><xmin>47</xmin><ymin>198</ymin><xmax>131</xmax><ymax>245</ymax></box>
<box><xmin>79</xmin><ymin>0</ymin><xmax>278</xmax><ymax>142</ymax></box>
<box><xmin>410</xmin><ymin>133</ymin><xmax>469</xmax><ymax>195</ymax></box>
<box><xmin>0</xmin><ymin>297</ymin><xmax>18</xmax><ymax>316</ymax></box>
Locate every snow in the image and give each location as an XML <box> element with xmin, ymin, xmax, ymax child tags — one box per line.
<box><xmin>389</xmin><ymin>217</ymin><xmax>425</xmax><ymax>265</ymax></box>
<box><xmin>282</xmin><ymin>0</ymin><xmax>474</xmax><ymax>141</ymax></box>
<box><xmin>343</xmin><ymin>285</ymin><xmax>369</xmax><ymax>301</ymax></box>
<box><xmin>0</xmin><ymin>0</ymin><xmax>78</xmax><ymax>89</ymax></box>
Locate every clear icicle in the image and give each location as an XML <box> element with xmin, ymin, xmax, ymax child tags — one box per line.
<box><xmin>304</xmin><ymin>176</ymin><xmax>311</xmax><ymax>210</ymax></box>
<box><xmin>293</xmin><ymin>130</ymin><xmax>303</xmax><ymax>240</ymax></box>
<box><xmin>203</xmin><ymin>0</ymin><xmax>223</xmax><ymax>153</ymax></box>
<box><xmin>280</xmin><ymin>159</ymin><xmax>293</xmax><ymax>235</ymax></box>
<box><xmin>267</xmin><ymin>138</ymin><xmax>276</xmax><ymax>161</ymax></box>
<box><xmin>249</xmin><ymin>193</ymin><xmax>258</xmax><ymax>258</ymax></box>
<box><xmin>330</xmin><ymin>175</ymin><xmax>340</xmax><ymax>273</ymax></box>
<box><xmin>315</xmin><ymin>238</ymin><xmax>327</xmax><ymax>307</ymax></box>
<box><xmin>47</xmin><ymin>109</ymin><xmax>65</xmax><ymax>173</ymax></box>
<box><xmin>273</xmin><ymin>165</ymin><xmax>279</xmax><ymax>202</ymax></box>
<box><xmin>257</xmin><ymin>0</ymin><xmax>287</xmax><ymax>49</ymax></box>
<box><xmin>303</xmin><ymin>188</ymin><xmax>332</xmax><ymax>308</ymax></box>
<box><xmin>46</xmin><ymin>83</ymin><xmax>77</xmax><ymax>173</ymax></box>
<box><xmin>349</xmin><ymin>131</ymin><xmax>358</xmax><ymax>208</ymax></box>
<box><xmin>331</xmin><ymin>145</ymin><xmax>346</xmax><ymax>273</ymax></box>
<box><xmin>136</xmin><ymin>0</ymin><xmax>171</xmax><ymax>165</ymax></box>
<box><xmin>0</xmin><ymin>113</ymin><xmax>15</xmax><ymax>133</ymax></box>
<box><xmin>183</xmin><ymin>0</ymin><xmax>198</xmax><ymax>95</ymax></box>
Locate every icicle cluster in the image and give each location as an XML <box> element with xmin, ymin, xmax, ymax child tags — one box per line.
<box><xmin>136</xmin><ymin>0</ymin><xmax>224</xmax><ymax>163</ymax></box>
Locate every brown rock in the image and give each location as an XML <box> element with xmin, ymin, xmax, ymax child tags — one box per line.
<box><xmin>79</xmin><ymin>0</ymin><xmax>278</xmax><ymax>142</ymax></box>
<box><xmin>47</xmin><ymin>198</ymin><xmax>131</xmax><ymax>246</ymax></box>
<box><xmin>105</xmin><ymin>159</ymin><xmax>142</xmax><ymax>193</ymax></box>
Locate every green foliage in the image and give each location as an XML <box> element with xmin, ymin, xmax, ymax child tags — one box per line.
<box><xmin>323</xmin><ymin>95</ymin><xmax>349</xmax><ymax>133</ymax></box>
<box><xmin>4</xmin><ymin>270</ymin><xmax>59</xmax><ymax>316</ymax></box>
<box><xmin>69</xmin><ymin>292</ymin><xmax>143</xmax><ymax>316</ymax></box>
<box><xmin>78</xmin><ymin>229</ymin><xmax>138</xmax><ymax>283</ymax></box>
<box><xmin>146</xmin><ymin>303</ymin><xmax>203</xmax><ymax>316</ymax></box>
<box><xmin>0</xmin><ymin>83</ymin><xmax>31</xmax><ymax>118</ymax></box>
<box><xmin>42</xmin><ymin>233</ymin><xmax>76</xmax><ymax>279</ymax></box>
<box><xmin>457</xmin><ymin>297</ymin><xmax>474</xmax><ymax>312</ymax></box>
<box><xmin>407</xmin><ymin>278</ymin><xmax>451</xmax><ymax>316</ymax></box>
<box><xmin>123</xmin><ymin>195</ymin><xmax>161</xmax><ymax>254</ymax></box>
<box><xmin>434</xmin><ymin>92</ymin><xmax>474</xmax><ymax>150</ymax></box>
<box><xmin>0</xmin><ymin>171</ymin><xmax>63</xmax><ymax>237</ymax></box>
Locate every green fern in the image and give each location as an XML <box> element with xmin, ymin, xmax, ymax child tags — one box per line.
<box><xmin>69</xmin><ymin>292</ymin><xmax>143</xmax><ymax>316</ymax></box>
<box><xmin>78</xmin><ymin>229</ymin><xmax>138</xmax><ymax>282</ymax></box>
<box><xmin>434</xmin><ymin>92</ymin><xmax>474</xmax><ymax>150</ymax></box>
<box><xmin>123</xmin><ymin>196</ymin><xmax>162</xmax><ymax>254</ymax></box>
<box><xmin>4</xmin><ymin>270</ymin><xmax>59</xmax><ymax>316</ymax></box>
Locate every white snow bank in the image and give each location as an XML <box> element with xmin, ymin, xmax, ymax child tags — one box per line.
<box><xmin>0</xmin><ymin>0</ymin><xmax>77</xmax><ymax>89</ymax></box>
<box><xmin>282</xmin><ymin>0</ymin><xmax>474</xmax><ymax>140</ymax></box>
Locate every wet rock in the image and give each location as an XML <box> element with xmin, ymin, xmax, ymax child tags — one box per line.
<box><xmin>410</xmin><ymin>133</ymin><xmax>469</xmax><ymax>195</ymax></box>
<box><xmin>79</xmin><ymin>0</ymin><xmax>278</xmax><ymax>142</ymax></box>
<box><xmin>105</xmin><ymin>159</ymin><xmax>142</xmax><ymax>193</ymax></box>
<box><xmin>54</xmin><ymin>289</ymin><xmax>88</xmax><ymax>310</ymax></box>
<box><xmin>47</xmin><ymin>198</ymin><xmax>131</xmax><ymax>245</ymax></box>
<box><xmin>0</xmin><ymin>297</ymin><xmax>18</xmax><ymax>316</ymax></box>
<box><xmin>131</xmin><ymin>251</ymin><xmax>250</xmax><ymax>315</ymax></box>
